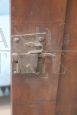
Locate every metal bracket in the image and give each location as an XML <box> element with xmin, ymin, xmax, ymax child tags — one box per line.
<box><xmin>12</xmin><ymin>32</ymin><xmax>54</xmax><ymax>74</ymax></box>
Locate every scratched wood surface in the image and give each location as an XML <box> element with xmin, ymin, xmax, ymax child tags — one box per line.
<box><xmin>12</xmin><ymin>0</ymin><xmax>67</xmax><ymax>115</ymax></box>
<box><xmin>56</xmin><ymin>0</ymin><xmax>77</xmax><ymax>115</ymax></box>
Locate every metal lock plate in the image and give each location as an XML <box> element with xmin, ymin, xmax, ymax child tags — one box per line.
<box><xmin>12</xmin><ymin>32</ymin><xmax>52</xmax><ymax>74</ymax></box>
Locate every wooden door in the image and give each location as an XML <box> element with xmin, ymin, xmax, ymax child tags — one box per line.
<box><xmin>12</xmin><ymin>0</ymin><xmax>67</xmax><ymax>115</ymax></box>
<box><xmin>56</xmin><ymin>0</ymin><xmax>77</xmax><ymax>114</ymax></box>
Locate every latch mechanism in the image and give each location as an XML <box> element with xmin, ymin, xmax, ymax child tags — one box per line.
<box><xmin>12</xmin><ymin>32</ymin><xmax>54</xmax><ymax>74</ymax></box>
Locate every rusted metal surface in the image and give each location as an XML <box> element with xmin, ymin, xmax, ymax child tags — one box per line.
<box><xmin>12</xmin><ymin>0</ymin><xmax>67</xmax><ymax>115</ymax></box>
<box><xmin>56</xmin><ymin>0</ymin><xmax>77</xmax><ymax>115</ymax></box>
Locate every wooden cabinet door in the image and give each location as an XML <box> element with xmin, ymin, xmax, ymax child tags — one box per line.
<box><xmin>12</xmin><ymin>0</ymin><xmax>67</xmax><ymax>115</ymax></box>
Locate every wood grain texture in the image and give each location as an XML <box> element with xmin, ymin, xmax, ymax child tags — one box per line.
<box><xmin>56</xmin><ymin>0</ymin><xmax>77</xmax><ymax>115</ymax></box>
<box><xmin>12</xmin><ymin>0</ymin><xmax>67</xmax><ymax>115</ymax></box>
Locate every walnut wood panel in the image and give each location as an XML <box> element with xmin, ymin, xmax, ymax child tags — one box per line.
<box><xmin>56</xmin><ymin>0</ymin><xmax>77</xmax><ymax>115</ymax></box>
<box><xmin>12</xmin><ymin>0</ymin><xmax>67</xmax><ymax>115</ymax></box>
